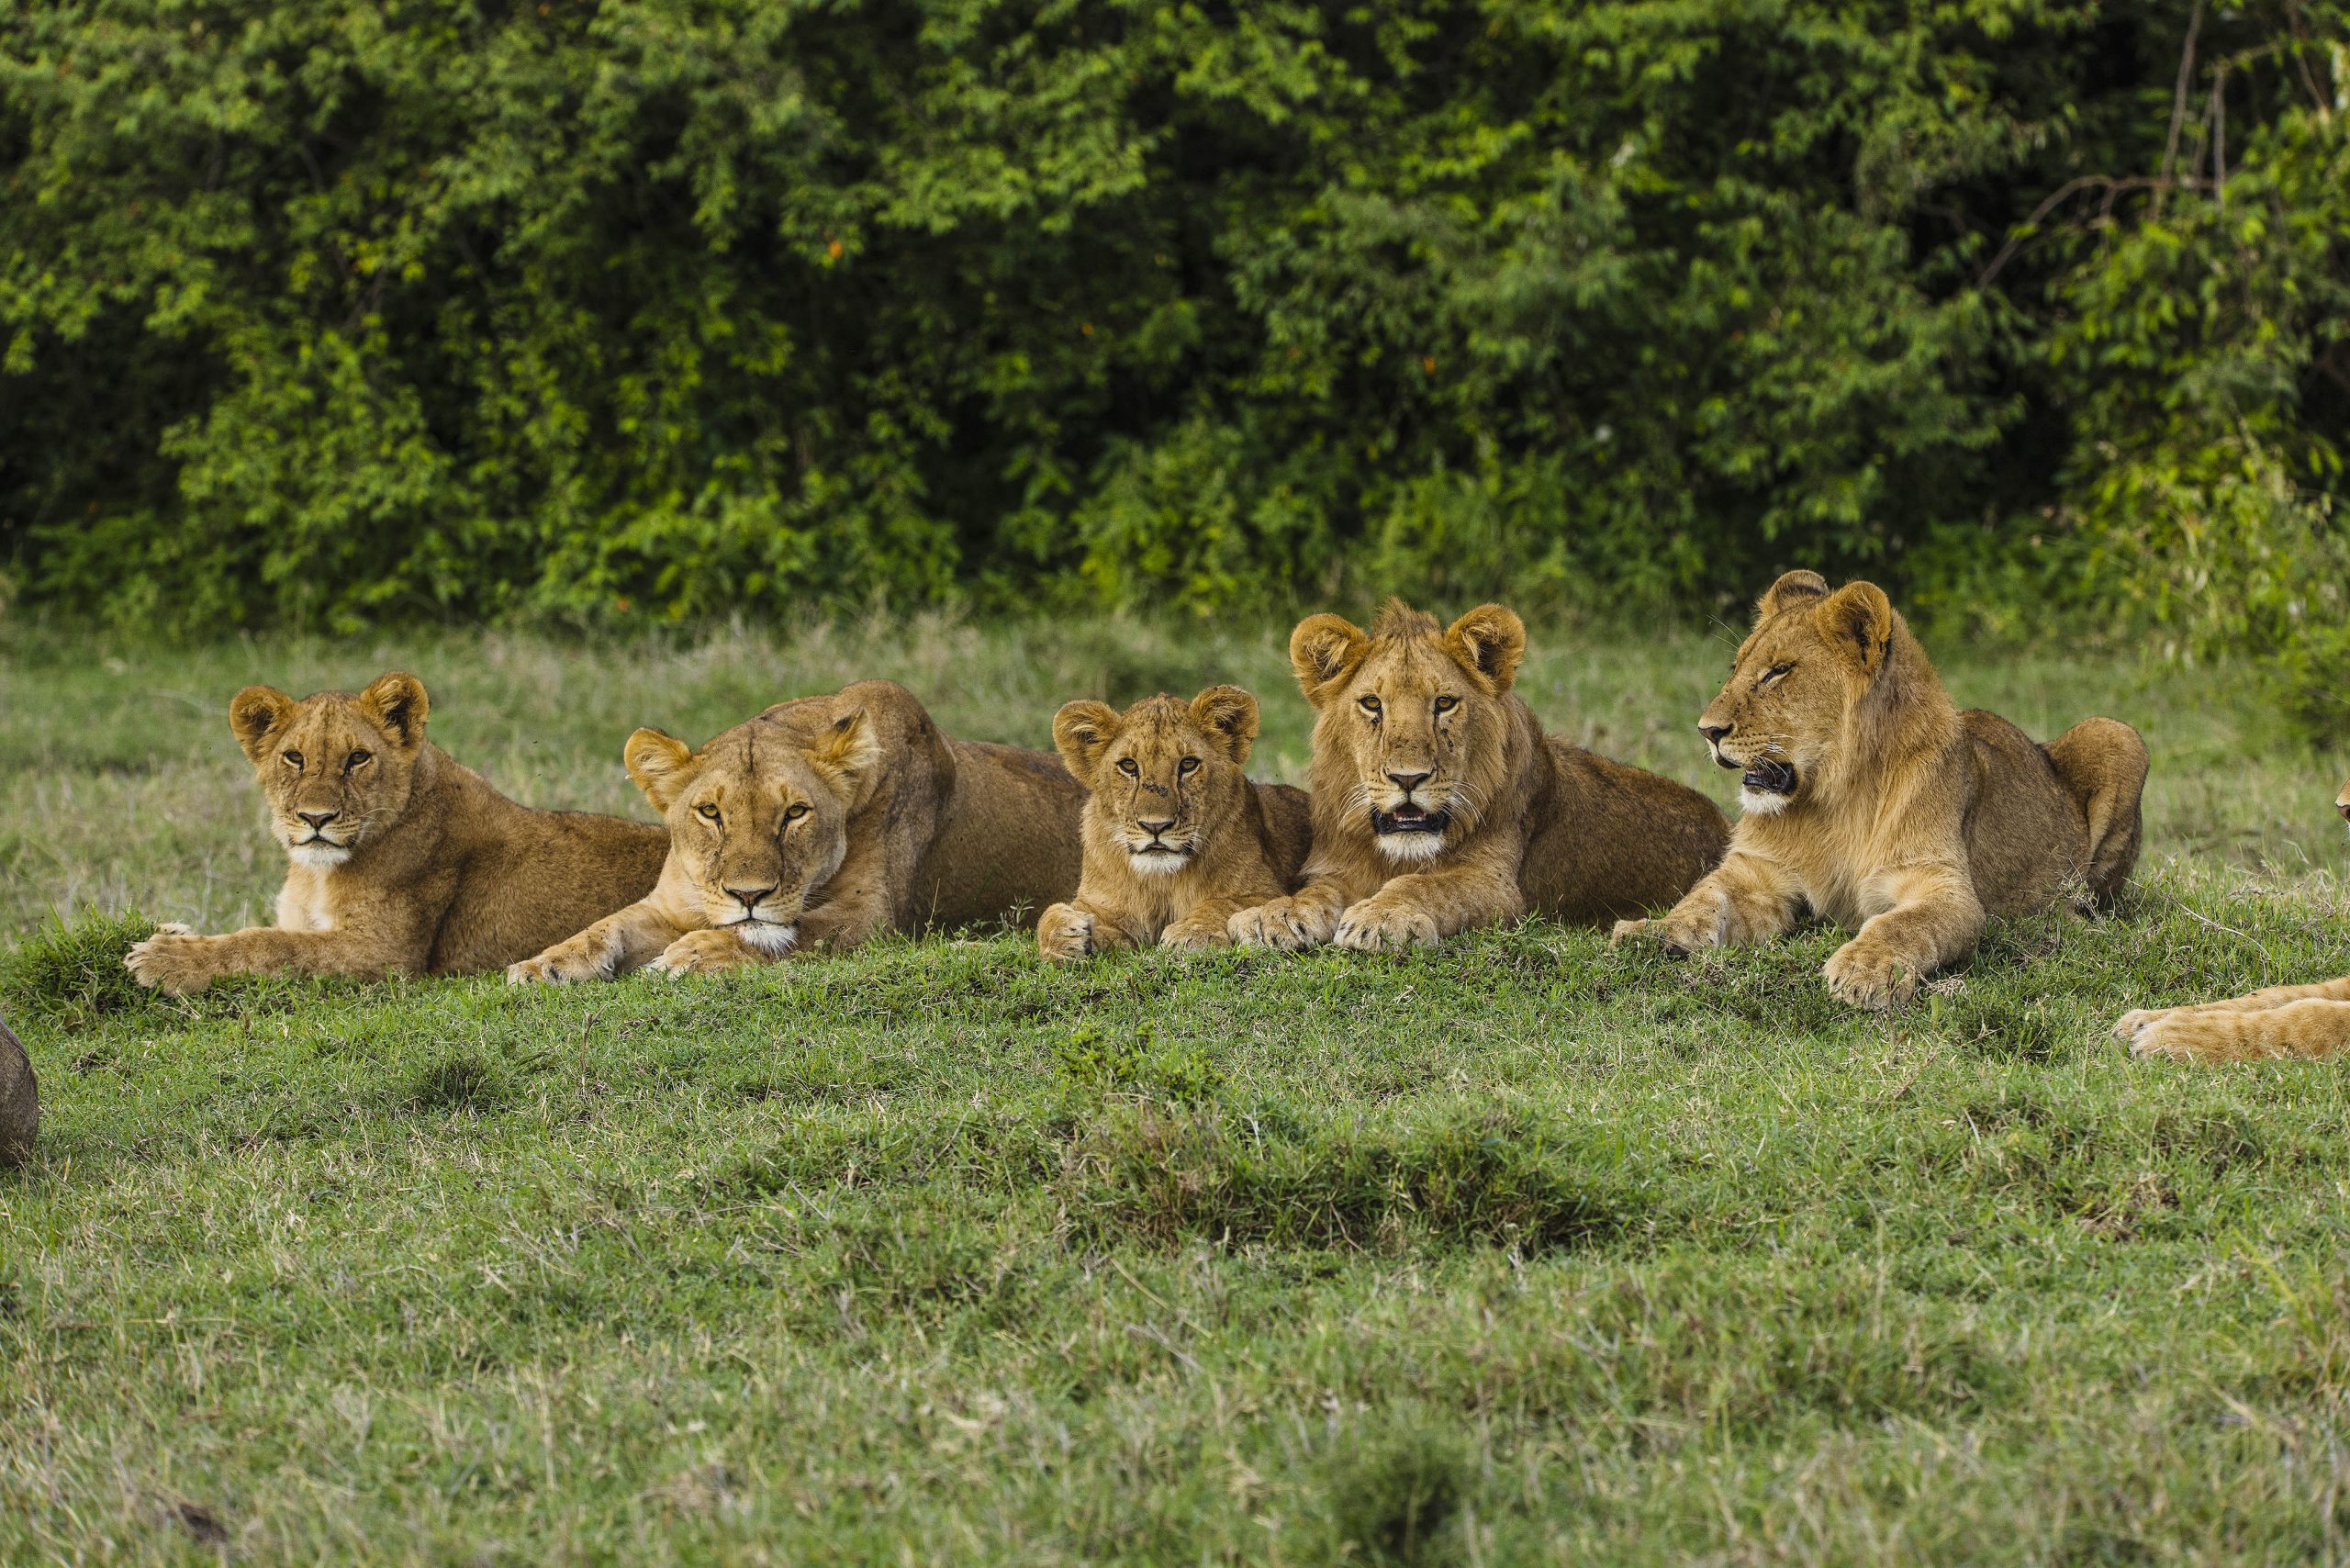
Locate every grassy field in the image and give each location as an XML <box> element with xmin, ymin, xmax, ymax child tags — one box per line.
<box><xmin>5</xmin><ymin>615</ymin><xmax>2350</xmax><ymax>1564</ymax></box>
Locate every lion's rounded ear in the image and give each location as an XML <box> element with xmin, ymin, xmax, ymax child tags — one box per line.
<box><xmin>1444</xmin><ymin>604</ymin><xmax>1527</xmax><ymax>695</ymax></box>
<box><xmin>1051</xmin><ymin>700</ymin><xmax>1122</xmax><ymax>786</ymax></box>
<box><xmin>357</xmin><ymin>672</ymin><xmax>430</xmax><ymax>747</ymax></box>
<box><xmin>1814</xmin><ymin>581</ymin><xmax>1896</xmax><ymax>679</ymax></box>
<box><xmin>1758</xmin><ymin>570</ymin><xmax>1831</xmax><ymax>622</ymax></box>
<box><xmin>809</xmin><ymin>709</ymin><xmax>884</xmax><ymax>806</ymax></box>
<box><xmin>1190</xmin><ymin>685</ymin><xmax>1259</xmax><ymax>764</ymax></box>
<box><xmin>228</xmin><ymin>686</ymin><xmax>296</xmax><ymax>759</ymax></box>
<box><xmin>1290</xmin><ymin>614</ymin><xmax>1370</xmax><ymax>704</ymax></box>
<box><xmin>624</xmin><ymin>728</ymin><xmax>698</xmax><ymax>812</ymax></box>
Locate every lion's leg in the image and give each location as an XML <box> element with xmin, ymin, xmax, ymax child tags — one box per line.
<box><xmin>1821</xmin><ymin>864</ymin><xmax>1983</xmax><ymax>1011</ymax></box>
<box><xmin>2132</xmin><ymin>998</ymin><xmax>2350</xmax><ymax>1063</ymax></box>
<box><xmin>2042</xmin><ymin>718</ymin><xmax>2149</xmax><ymax>905</ymax></box>
<box><xmin>126</xmin><ymin>924</ymin><xmax>429</xmax><ymax>995</ymax></box>
<box><xmin>507</xmin><ymin>903</ymin><xmax>684</xmax><ymax>985</ymax></box>
<box><xmin>1611</xmin><ymin>851</ymin><xmax>1803</xmax><ymax>954</ymax></box>
<box><xmin>1161</xmin><ymin>894</ymin><xmax>1267</xmax><ymax>951</ymax></box>
<box><xmin>795</xmin><ymin>889</ymin><xmax>893</xmax><ymax>956</ymax></box>
<box><xmin>2113</xmin><ymin>975</ymin><xmax>2350</xmax><ymax>1041</ymax></box>
<box><xmin>1038</xmin><ymin>898</ymin><xmax>1143</xmax><ymax>961</ymax></box>
<box><xmin>1333</xmin><ymin>855</ymin><xmax>1525</xmax><ymax>952</ymax></box>
<box><xmin>1229</xmin><ymin>877</ymin><xmax>1361</xmax><ymax>952</ymax></box>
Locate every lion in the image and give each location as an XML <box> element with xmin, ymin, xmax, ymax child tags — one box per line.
<box><xmin>1227</xmin><ymin>600</ymin><xmax>1729</xmax><ymax>951</ymax></box>
<box><xmin>1611</xmin><ymin>571</ymin><xmax>2149</xmax><ymax>1009</ymax></box>
<box><xmin>124</xmin><ymin>673</ymin><xmax>669</xmax><ymax>995</ymax></box>
<box><xmin>1</xmin><ymin>1015</ymin><xmax>34</xmax><ymax>1169</ymax></box>
<box><xmin>2115</xmin><ymin>777</ymin><xmax>2350</xmax><ymax>1062</ymax></box>
<box><xmin>508</xmin><ymin>679</ymin><xmax>1084</xmax><ymax>980</ymax></box>
<box><xmin>1036</xmin><ymin>686</ymin><xmax>1313</xmax><ymax>959</ymax></box>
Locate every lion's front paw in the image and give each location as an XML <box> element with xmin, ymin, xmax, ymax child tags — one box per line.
<box><xmin>1822</xmin><ymin>941</ymin><xmax>1920</xmax><ymax>1012</ymax></box>
<box><xmin>1038</xmin><ymin>903</ymin><xmax>1096</xmax><ymax>962</ymax></box>
<box><xmin>649</xmin><ymin>928</ymin><xmax>761</xmax><ymax>976</ymax></box>
<box><xmin>506</xmin><ymin>942</ymin><xmax>610</xmax><ymax>986</ymax></box>
<box><xmin>1159</xmin><ymin>913</ymin><xmax>1233</xmax><ymax>952</ymax></box>
<box><xmin>125</xmin><ymin>927</ymin><xmax>217</xmax><ymax>995</ymax></box>
<box><xmin>1333</xmin><ymin>895</ymin><xmax>1441</xmax><ymax>953</ymax></box>
<box><xmin>2111</xmin><ymin>1007</ymin><xmax>2172</xmax><ymax>1043</ymax></box>
<box><xmin>1610</xmin><ymin>908</ymin><xmax>1719</xmax><ymax>956</ymax></box>
<box><xmin>1228</xmin><ymin>896</ymin><xmax>1335</xmax><ymax>952</ymax></box>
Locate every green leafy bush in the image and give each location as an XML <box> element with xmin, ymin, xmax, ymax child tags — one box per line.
<box><xmin>1</xmin><ymin>1</ymin><xmax>2344</xmax><ymax>663</ymax></box>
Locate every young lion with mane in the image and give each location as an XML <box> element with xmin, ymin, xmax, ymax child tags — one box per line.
<box><xmin>125</xmin><ymin>673</ymin><xmax>670</xmax><ymax>993</ymax></box>
<box><xmin>509</xmin><ymin>680</ymin><xmax>1083</xmax><ymax>980</ymax></box>
<box><xmin>2115</xmin><ymin>776</ymin><xmax>2350</xmax><ymax>1062</ymax></box>
<box><xmin>1229</xmin><ymin>599</ymin><xmax>1729</xmax><ymax>950</ymax></box>
<box><xmin>1038</xmin><ymin>686</ymin><xmax>1312</xmax><ymax>959</ymax></box>
<box><xmin>1613</xmin><ymin>571</ymin><xmax>2149</xmax><ymax>1009</ymax></box>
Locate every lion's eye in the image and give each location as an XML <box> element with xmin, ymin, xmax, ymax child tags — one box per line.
<box><xmin>1433</xmin><ymin>695</ymin><xmax>1458</xmax><ymax>713</ymax></box>
<box><xmin>282</xmin><ymin>750</ymin><xmax>303</xmax><ymax>768</ymax></box>
<box><xmin>344</xmin><ymin>749</ymin><xmax>371</xmax><ymax>771</ymax></box>
<box><xmin>1358</xmin><ymin>695</ymin><xmax>1382</xmax><ymax>718</ymax></box>
<box><xmin>1117</xmin><ymin>758</ymin><xmax>1140</xmax><ymax>777</ymax></box>
<box><xmin>1178</xmin><ymin>756</ymin><xmax>1201</xmax><ymax>775</ymax></box>
<box><xmin>1758</xmin><ymin>662</ymin><xmax>1796</xmax><ymax>687</ymax></box>
<box><xmin>785</xmin><ymin>802</ymin><xmax>810</xmax><ymax>822</ymax></box>
<box><xmin>697</xmin><ymin>803</ymin><xmax>721</xmax><ymax>823</ymax></box>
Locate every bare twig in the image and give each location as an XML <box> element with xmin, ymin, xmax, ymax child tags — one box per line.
<box><xmin>1977</xmin><ymin>175</ymin><xmax>2194</xmax><ymax>286</ymax></box>
<box><xmin>2156</xmin><ymin>0</ymin><xmax>2206</xmax><ymax>218</ymax></box>
<box><xmin>2210</xmin><ymin>65</ymin><xmax>2229</xmax><ymax>204</ymax></box>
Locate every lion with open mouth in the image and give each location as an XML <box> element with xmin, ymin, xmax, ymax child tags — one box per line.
<box><xmin>1613</xmin><ymin>571</ymin><xmax>2149</xmax><ymax>1010</ymax></box>
<box><xmin>1228</xmin><ymin>599</ymin><xmax>1729</xmax><ymax>951</ymax></box>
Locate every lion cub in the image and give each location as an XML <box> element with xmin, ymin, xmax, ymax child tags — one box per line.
<box><xmin>1037</xmin><ymin>687</ymin><xmax>1312</xmax><ymax>959</ymax></box>
<box><xmin>2115</xmin><ymin>777</ymin><xmax>2350</xmax><ymax>1062</ymax></box>
<box><xmin>509</xmin><ymin>680</ymin><xmax>1084</xmax><ymax>980</ymax></box>
<box><xmin>1229</xmin><ymin>600</ymin><xmax>1729</xmax><ymax>951</ymax></box>
<box><xmin>1613</xmin><ymin>571</ymin><xmax>2149</xmax><ymax>1009</ymax></box>
<box><xmin>125</xmin><ymin>673</ymin><xmax>669</xmax><ymax>993</ymax></box>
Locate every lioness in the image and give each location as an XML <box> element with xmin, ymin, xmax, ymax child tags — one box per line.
<box><xmin>1228</xmin><ymin>600</ymin><xmax>1729</xmax><ymax>951</ymax></box>
<box><xmin>2115</xmin><ymin>778</ymin><xmax>2350</xmax><ymax>1062</ymax></box>
<box><xmin>1037</xmin><ymin>686</ymin><xmax>1312</xmax><ymax>959</ymax></box>
<box><xmin>1612</xmin><ymin>571</ymin><xmax>2148</xmax><ymax>1009</ymax></box>
<box><xmin>509</xmin><ymin>679</ymin><xmax>1083</xmax><ymax>980</ymax></box>
<box><xmin>125</xmin><ymin>674</ymin><xmax>668</xmax><ymax>994</ymax></box>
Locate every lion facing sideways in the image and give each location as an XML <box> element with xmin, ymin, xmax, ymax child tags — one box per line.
<box><xmin>124</xmin><ymin>673</ymin><xmax>669</xmax><ymax>994</ymax></box>
<box><xmin>1228</xmin><ymin>600</ymin><xmax>1729</xmax><ymax>951</ymax></box>
<box><xmin>509</xmin><ymin>679</ymin><xmax>1084</xmax><ymax>980</ymax></box>
<box><xmin>1037</xmin><ymin>686</ymin><xmax>1313</xmax><ymax>959</ymax></box>
<box><xmin>1612</xmin><ymin>571</ymin><xmax>2148</xmax><ymax>1009</ymax></box>
<box><xmin>2115</xmin><ymin>777</ymin><xmax>2350</xmax><ymax>1062</ymax></box>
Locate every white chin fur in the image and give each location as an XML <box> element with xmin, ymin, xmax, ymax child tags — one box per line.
<box><xmin>1737</xmin><ymin>789</ymin><xmax>1793</xmax><ymax>816</ymax></box>
<box><xmin>286</xmin><ymin>843</ymin><xmax>352</xmax><ymax>868</ymax></box>
<box><xmin>733</xmin><ymin>921</ymin><xmax>799</xmax><ymax>956</ymax></box>
<box><xmin>1375</xmin><ymin>831</ymin><xmax>1449</xmax><ymax>863</ymax></box>
<box><xmin>1127</xmin><ymin>851</ymin><xmax>1190</xmax><ymax>877</ymax></box>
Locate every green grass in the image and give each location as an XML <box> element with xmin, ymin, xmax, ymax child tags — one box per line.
<box><xmin>5</xmin><ymin>616</ymin><xmax>2350</xmax><ymax>1563</ymax></box>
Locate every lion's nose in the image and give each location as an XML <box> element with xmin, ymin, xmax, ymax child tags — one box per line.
<box><xmin>1699</xmin><ymin>722</ymin><xmax>1732</xmax><ymax>746</ymax></box>
<box><xmin>2337</xmin><ymin>800</ymin><xmax>2349</xmax><ymax>823</ymax></box>
<box><xmin>1136</xmin><ymin>817</ymin><xmax>1176</xmax><ymax>836</ymax></box>
<box><xmin>724</xmin><ymin>883</ymin><xmax>778</xmax><ymax>910</ymax></box>
<box><xmin>297</xmin><ymin>810</ymin><xmax>338</xmax><ymax>829</ymax></box>
<box><xmin>1385</xmin><ymin>768</ymin><xmax>1432</xmax><ymax>794</ymax></box>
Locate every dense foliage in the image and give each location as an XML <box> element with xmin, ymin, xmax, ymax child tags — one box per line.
<box><xmin>2</xmin><ymin>2</ymin><xmax>2344</xmax><ymax>661</ymax></box>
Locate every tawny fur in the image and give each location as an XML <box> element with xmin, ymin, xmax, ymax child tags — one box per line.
<box><xmin>1613</xmin><ymin>571</ymin><xmax>2149</xmax><ymax>1010</ymax></box>
<box><xmin>510</xmin><ymin>679</ymin><xmax>1085</xmax><ymax>980</ymax></box>
<box><xmin>1037</xmin><ymin>687</ymin><xmax>1314</xmax><ymax>960</ymax></box>
<box><xmin>0</xmin><ymin>1015</ymin><xmax>34</xmax><ymax>1168</ymax></box>
<box><xmin>1228</xmin><ymin>600</ymin><xmax>1729</xmax><ymax>952</ymax></box>
<box><xmin>2114</xmin><ymin>778</ymin><xmax>2350</xmax><ymax>1062</ymax></box>
<box><xmin>124</xmin><ymin>674</ymin><xmax>669</xmax><ymax>994</ymax></box>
